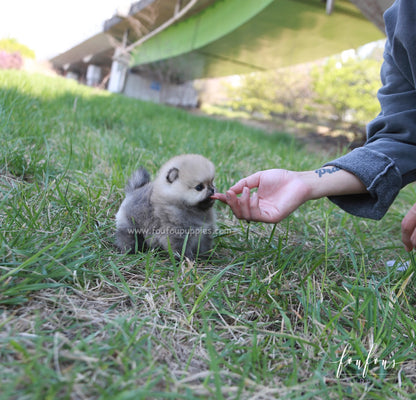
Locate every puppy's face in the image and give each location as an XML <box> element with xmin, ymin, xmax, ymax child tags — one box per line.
<box><xmin>154</xmin><ymin>155</ymin><xmax>215</xmax><ymax>210</ymax></box>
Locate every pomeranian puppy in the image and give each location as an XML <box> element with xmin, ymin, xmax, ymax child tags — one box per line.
<box><xmin>115</xmin><ymin>154</ymin><xmax>216</xmax><ymax>259</ymax></box>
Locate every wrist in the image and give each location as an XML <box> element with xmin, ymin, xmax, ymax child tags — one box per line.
<box><xmin>297</xmin><ymin>170</ymin><xmax>326</xmax><ymax>200</ymax></box>
<box><xmin>297</xmin><ymin>167</ymin><xmax>367</xmax><ymax>200</ymax></box>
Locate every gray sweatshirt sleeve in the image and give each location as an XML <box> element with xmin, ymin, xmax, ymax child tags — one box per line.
<box><xmin>324</xmin><ymin>0</ymin><xmax>416</xmax><ymax>220</ymax></box>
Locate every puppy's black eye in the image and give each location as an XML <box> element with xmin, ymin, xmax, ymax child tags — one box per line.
<box><xmin>195</xmin><ymin>183</ymin><xmax>204</xmax><ymax>191</ymax></box>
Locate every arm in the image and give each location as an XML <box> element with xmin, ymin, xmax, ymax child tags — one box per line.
<box><xmin>324</xmin><ymin>0</ymin><xmax>416</xmax><ymax>220</ymax></box>
<box><xmin>214</xmin><ymin>168</ymin><xmax>416</xmax><ymax>251</ymax></box>
<box><xmin>213</xmin><ymin>167</ymin><xmax>367</xmax><ymax>223</ymax></box>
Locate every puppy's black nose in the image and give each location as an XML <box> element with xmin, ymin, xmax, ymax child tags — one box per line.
<box><xmin>208</xmin><ymin>186</ymin><xmax>215</xmax><ymax>196</ymax></box>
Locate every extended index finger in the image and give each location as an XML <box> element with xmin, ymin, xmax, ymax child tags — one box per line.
<box><xmin>211</xmin><ymin>193</ymin><xmax>227</xmax><ymax>202</ymax></box>
<box><xmin>229</xmin><ymin>172</ymin><xmax>262</xmax><ymax>194</ymax></box>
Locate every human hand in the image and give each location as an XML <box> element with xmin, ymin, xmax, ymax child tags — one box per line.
<box><xmin>212</xmin><ymin>169</ymin><xmax>312</xmax><ymax>223</ymax></box>
<box><xmin>401</xmin><ymin>202</ymin><xmax>416</xmax><ymax>251</ymax></box>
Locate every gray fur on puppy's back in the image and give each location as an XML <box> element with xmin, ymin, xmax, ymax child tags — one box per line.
<box><xmin>125</xmin><ymin>167</ymin><xmax>150</xmax><ymax>194</ymax></box>
<box><xmin>115</xmin><ymin>168</ymin><xmax>153</xmax><ymax>253</ymax></box>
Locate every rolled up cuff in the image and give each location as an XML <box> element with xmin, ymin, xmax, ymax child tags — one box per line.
<box><xmin>324</xmin><ymin>147</ymin><xmax>402</xmax><ymax>220</ymax></box>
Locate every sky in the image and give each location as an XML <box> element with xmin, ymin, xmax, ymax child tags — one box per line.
<box><xmin>0</xmin><ymin>0</ymin><xmax>133</xmax><ymax>60</ymax></box>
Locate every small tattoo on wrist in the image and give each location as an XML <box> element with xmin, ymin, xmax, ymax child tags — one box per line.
<box><xmin>315</xmin><ymin>167</ymin><xmax>340</xmax><ymax>178</ymax></box>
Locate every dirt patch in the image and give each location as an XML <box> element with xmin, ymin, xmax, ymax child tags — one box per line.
<box><xmin>188</xmin><ymin>108</ymin><xmax>365</xmax><ymax>156</ymax></box>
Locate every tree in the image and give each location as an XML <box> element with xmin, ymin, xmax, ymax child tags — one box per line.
<box><xmin>226</xmin><ymin>67</ymin><xmax>313</xmax><ymax>120</ymax></box>
<box><xmin>311</xmin><ymin>57</ymin><xmax>381</xmax><ymax>124</ymax></box>
<box><xmin>0</xmin><ymin>51</ymin><xmax>23</xmax><ymax>70</ymax></box>
<box><xmin>0</xmin><ymin>38</ymin><xmax>36</xmax><ymax>59</ymax></box>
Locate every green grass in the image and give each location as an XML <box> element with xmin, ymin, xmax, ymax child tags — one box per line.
<box><xmin>1</xmin><ymin>70</ymin><xmax>415</xmax><ymax>399</ymax></box>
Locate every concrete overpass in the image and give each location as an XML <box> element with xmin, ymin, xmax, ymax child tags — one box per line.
<box><xmin>51</xmin><ymin>0</ymin><xmax>394</xmax><ymax>105</ymax></box>
<box><xmin>127</xmin><ymin>0</ymin><xmax>392</xmax><ymax>80</ymax></box>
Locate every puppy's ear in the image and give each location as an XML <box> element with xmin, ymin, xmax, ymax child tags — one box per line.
<box><xmin>166</xmin><ymin>167</ymin><xmax>179</xmax><ymax>183</ymax></box>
